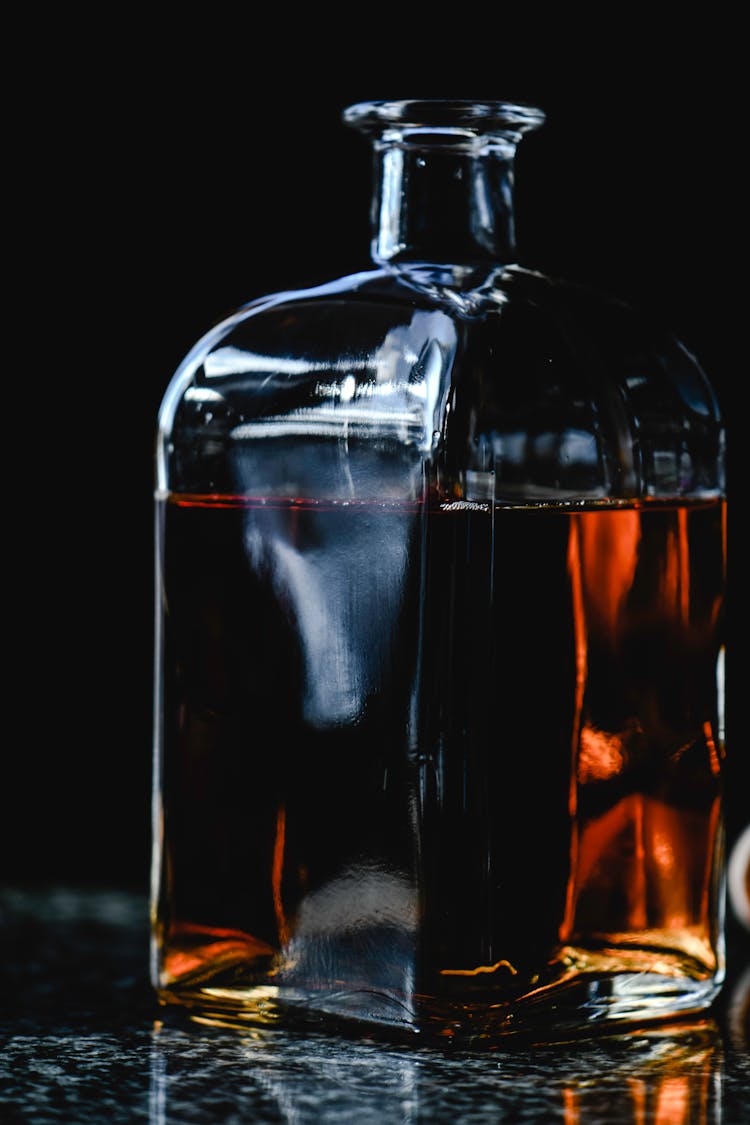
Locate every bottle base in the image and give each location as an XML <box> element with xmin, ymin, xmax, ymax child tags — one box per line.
<box><xmin>155</xmin><ymin>964</ymin><xmax>723</xmax><ymax>1047</ymax></box>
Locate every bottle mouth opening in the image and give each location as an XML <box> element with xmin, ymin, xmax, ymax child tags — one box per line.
<box><xmin>343</xmin><ymin>99</ymin><xmax>546</xmax><ymax>141</ymax></box>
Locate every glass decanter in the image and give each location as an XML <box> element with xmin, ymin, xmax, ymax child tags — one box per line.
<box><xmin>151</xmin><ymin>99</ymin><xmax>727</xmax><ymax>1042</ymax></box>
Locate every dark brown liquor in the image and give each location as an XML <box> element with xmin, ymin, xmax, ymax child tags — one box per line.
<box><xmin>153</xmin><ymin>493</ymin><xmax>726</xmax><ymax>1031</ymax></box>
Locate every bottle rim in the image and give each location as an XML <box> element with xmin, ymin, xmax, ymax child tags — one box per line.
<box><xmin>342</xmin><ymin>99</ymin><xmax>546</xmax><ymax>138</ymax></box>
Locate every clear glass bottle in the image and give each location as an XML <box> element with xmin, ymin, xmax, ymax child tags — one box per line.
<box><xmin>151</xmin><ymin>99</ymin><xmax>727</xmax><ymax>1042</ymax></box>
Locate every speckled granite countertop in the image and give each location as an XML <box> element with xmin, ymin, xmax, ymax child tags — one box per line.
<box><xmin>1</xmin><ymin>887</ymin><xmax>749</xmax><ymax>1123</ymax></box>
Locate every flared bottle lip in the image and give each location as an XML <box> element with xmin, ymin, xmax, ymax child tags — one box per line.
<box><xmin>343</xmin><ymin>99</ymin><xmax>546</xmax><ymax>139</ymax></box>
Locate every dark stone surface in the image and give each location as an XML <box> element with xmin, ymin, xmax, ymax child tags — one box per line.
<box><xmin>1</xmin><ymin>887</ymin><xmax>749</xmax><ymax>1123</ymax></box>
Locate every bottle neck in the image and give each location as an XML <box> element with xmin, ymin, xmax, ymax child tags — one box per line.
<box><xmin>370</xmin><ymin>133</ymin><xmax>519</xmax><ymax>282</ymax></box>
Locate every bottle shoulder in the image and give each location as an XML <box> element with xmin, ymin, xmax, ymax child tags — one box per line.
<box><xmin>158</xmin><ymin>263</ymin><xmax>724</xmax><ymax>503</ymax></box>
<box><xmin>165</xmin><ymin>262</ymin><xmax>715</xmax><ymax>377</ymax></box>
<box><xmin>163</xmin><ymin>261</ymin><xmax>721</xmax><ymax>428</ymax></box>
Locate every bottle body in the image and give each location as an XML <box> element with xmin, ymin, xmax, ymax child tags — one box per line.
<box><xmin>152</xmin><ymin>261</ymin><xmax>726</xmax><ymax>1040</ymax></box>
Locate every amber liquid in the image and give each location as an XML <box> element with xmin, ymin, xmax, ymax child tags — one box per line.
<box><xmin>153</xmin><ymin>494</ymin><xmax>726</xmax><ymax>1031</ymax></box>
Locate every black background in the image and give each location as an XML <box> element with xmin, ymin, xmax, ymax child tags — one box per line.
<box><xmin>7</xmin><ymin>20</ymin><xmax>746</xmax><ymax>893</ymax></box>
